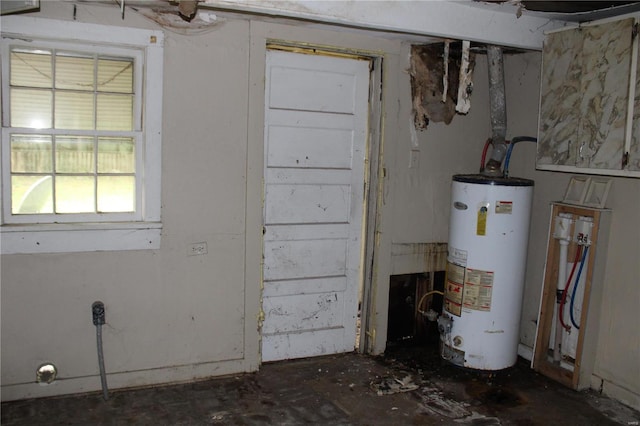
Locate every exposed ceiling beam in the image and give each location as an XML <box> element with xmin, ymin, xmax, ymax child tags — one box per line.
<box><xmin>199</xmin><ymin>0</ymin><xmax>569</xmax><ymax>50</ymax></box>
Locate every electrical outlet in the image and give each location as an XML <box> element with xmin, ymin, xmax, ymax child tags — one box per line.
<box><xmin>188</xmin><ymin>242</ymin><xmax>208</xmax><ymax>256</ymax></box>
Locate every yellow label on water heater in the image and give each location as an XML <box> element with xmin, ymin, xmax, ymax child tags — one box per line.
<box><xmin>477</xmin><ymin>206</ymin><xmax>488</xmax><ymax>236</ymax></box>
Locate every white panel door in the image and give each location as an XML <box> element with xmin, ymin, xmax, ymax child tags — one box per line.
<box><xmin>262</xmin><ymin>50</ymin><xmax>370</xmax><ymax>362</ymax></box>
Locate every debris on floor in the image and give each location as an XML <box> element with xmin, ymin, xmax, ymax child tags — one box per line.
<box><xmin>417</xmin><ymin>384</ymin><xmax>471</xmax><ymax>418</ymax></box>
<box><xmin>370</xmin><ymin>374</ymin><xmax>420</xmax><ymax>396</ymax></box>
<box><xmin>454</xmin><ymin>411</ymin><xmax>501</xmax><ymax>425</ymax></box>
<box><xmin>2</xmin><ymin>342</ymin><xmax>639</xmax><ymax>425</ymax></box>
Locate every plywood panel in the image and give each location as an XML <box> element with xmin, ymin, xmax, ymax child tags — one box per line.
<box><xmin>264</xmin><ymin>238</ymin><xmax>347</xmax><ymax>281</ymax></box>
<box><xmin>263</xmin><ymin>276</ymin><xmax>347</xmax><ymax>298</ymax></box>
<box><xmin>268</xmin><ymin>65</ymin><xmax>357</xmax><ymax>113</ymax></box>
<box><xmin>267</xmin><ymin>125</ymin><xmax>354</xmax><ymax>169</ymax></box>
<box><xmin>262</xmin><ymin>292</ymin><xmax>344</xmax><ymax>334</ymax></box>
<box><xmin>265</xmin><ymin>224</ymin><xmax>349</xmax><ymax>241</ymax></box>
<box><xmin>265</xmin><ymin>184</ymin><xmax>351</xmax><ymax>224</ymax></box>
<box><xmin>262</xmin><ymin>50</ymin><xmax>369</xmax><ymax>361</ymax></box>
<box><xmin>261</xmin><ymin>327</ymin><xmax>346</xmax><ymax>361</ymax></box>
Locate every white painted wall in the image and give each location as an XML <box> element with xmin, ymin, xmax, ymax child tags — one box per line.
<box><xmin>365</xmin><ymin>46</ymin><xmax>495</xmax><ymax>353</ymax></box>
<box><xmin>1</xmin><ymin>2</ymin><xmax>255</xmax><ymax>400</ymax></box>
<box><xmin>389</xmin><ymin>53</ymin><xmax>491</xmax><ymax>244</ymax></box>
<box><xmin>504</xmin><ymin>53</ymin><xmax>640</xmax><ymax>411</ymax></box>
<box><xmin>1</xmin><ymin>0</ymin><xmax>637</xmax><ymax>412</ymax></box>
<box><xmin>380</xmin><ymin>47</ymin><xmax>640</xmax><ymax>410</ymax></box>
<box><xmin>1</xmin><ymin>0</ymin><xmax>408</xmax><ymax>401</ymax></box>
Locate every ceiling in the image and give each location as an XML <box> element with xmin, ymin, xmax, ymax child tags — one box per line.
<box><xmin>4</xmin><ymin>0</ymin><xmax>640</xmax><ymax>50</ymax></box>
<box><xmin>521</xmin><ymin>1</ymin><xmax>638</xmax><ymax>13</ymax></box>
<box><xmin>478</xmin><ymin>0</ymin><xmax>640</xmax><ymax>22</ymax></box>
<box><xmin>5</xmin><ymin>1</ymin><xmax>640</xmax><ymax>24</ymax></box>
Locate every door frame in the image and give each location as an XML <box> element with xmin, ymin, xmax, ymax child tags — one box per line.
<box><xmin>357</xmin><ymin>52</ymin><xmax>383</xmax><ymax>355</ymax></box>
<box><xmin>255</xmin><ymin>42</ymin><xmax>384</xmax><ymax>357</ymax></box>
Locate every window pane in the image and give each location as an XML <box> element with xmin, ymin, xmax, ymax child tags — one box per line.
<box><xmin>12</xmin><ymin>175</ymin><xmax>53</xmax><ymax>214</ymax></box>
<box><xmin>55</xmin><ymin>52</ymin><xmax>94</xmax><ymax>91</ymax></box>
<box><xmin>11</xmin><ymin>49</ymin><xmax>52</xmax><ymax>88</ymax></box>
<box><xmin>55</xmin><ymin>176</ymin><xmax>95</xmax><ymax>213</ymax></box>
<box><xmin>96</xmin><ymin>94</ymin><xmax>133</xmax><ymax>131</ymax></box>
<box><xmin>11</xmin><ymin>134</ymin><xmax>53</xmax><ymax>173</ymax></box>
<box><xmin>98</xmin><ymin>176</ymin><xmax>134</xmax><ymax>212</ymax></box>
<box><xmin>4</xmin><ymin>29</ymin><xmax>151</xmax><ymax>225</ymax></box>
<box><xmin>55</xmin><ymin>91</ymin><xmax>94</xmax><ymax>130</ymax></box>
<box><xmin>98</xmin><ymin>58</ymin><xmax>133</xmax><ymax>93</ymax></box>
<box><xmin>98</xmin><ymin>137</ymin><xmax>134</xmax><ymax>173</ymax></box>
<box><xmin>56</xmin><ymin>136</ymin><xmax>95</xmax><ymax>173</ymax></box>
<box><xmin>11</xmin><ymin>88</ymin><xmax>52</xmax><ymax>128</ymax></box>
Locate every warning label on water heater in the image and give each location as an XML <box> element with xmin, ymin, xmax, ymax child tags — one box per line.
<box><xmin>445</xmin><ymin>262</ymin><xmax>465</xmax><ymax>316</ymax></box>
<box><xmin>476</xmin><ymin>206</ymin><xmax>488</xmax><ymax>236</ymax></box>
<box><xmin>495</xmin><ymin>201</ymin><xmax>513</xmax><ymax>214</ymax></box>
<box><xmin>462</xmin><ymin>268</ymin><xmax>494</xmax><ymax>311</ymax></box>
<box><xmin>448</xmin><ymin>247</ymin><xmax>467</xmax><ymax>267</ymax></box>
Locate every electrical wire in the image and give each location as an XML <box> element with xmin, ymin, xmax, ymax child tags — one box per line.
<box><xmin>96</xmin><ymin>323</ymin><xmax>109</xmax><ymax>401</ymax></box>
<box><xmin>417</xmin><ymin>290</ymin><xmax>444</xmax><ymax>316</ymax></box>
<box><xmin>570</xmin><ymin>245</ymin><xmax>589</xmax><ymax>330</ymax></box>
<box><xmin>559</xmin><ymin>245</ymin><xmax>582</xmax><ymax>331</ymax></box>
<box><xmin>92</xmin><ymin>301</ymin><xmax>108</xmax><ymax>401</ymax></box>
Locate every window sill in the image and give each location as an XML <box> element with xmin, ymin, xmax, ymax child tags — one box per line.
<box><xmin>0</xmin><ymin>222</ymin><xmax>162</xmax><ymax>255</ymax></box>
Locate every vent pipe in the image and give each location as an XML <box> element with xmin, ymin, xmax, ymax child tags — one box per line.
<box><xmin>483</xmin><ymin>45</ymin><xmax>507</xmax><ymax>176</ymax></box>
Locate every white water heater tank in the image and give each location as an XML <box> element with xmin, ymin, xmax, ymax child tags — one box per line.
<box><xmin>442</xmin><ymin>174</ymin><xmax>533</xmax><ymax>370</ymax></box>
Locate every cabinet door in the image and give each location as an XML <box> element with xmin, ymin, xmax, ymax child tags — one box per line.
<box><xmin>578</xmin><ymin>19</ymin><xmax>633</xmax><ymax>170</ymax></box>
<box><xmin>537</xmin><ymin>19</ymin><xmax>634</xmax><ymax>173</ymax></box>
<box><xmin>537</xmin><ymin>28</ymin><xmax>583</xmax><ymax>167</ymax></box>
<box><xmin>630</xmin><ymin>35</ymin><xmax>640</xmax><ymax>171</ymax></box>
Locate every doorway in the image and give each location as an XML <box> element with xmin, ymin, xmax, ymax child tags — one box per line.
<box><xmin>261</xmin><ymin>49</ymin><xmax>373</xmax><ymax>362</ymax></box>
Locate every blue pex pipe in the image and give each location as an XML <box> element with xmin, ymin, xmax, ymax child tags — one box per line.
<box><xmin>570</xmin><ymin>245</ymin><xmax>589</xmax><ymax>330</ymax></box>
<box><xmin>503</xmin><ymin>136</ymin><xmax>537</xmax><ymax>177</ymax></box>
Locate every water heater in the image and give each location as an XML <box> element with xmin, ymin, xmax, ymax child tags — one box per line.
<box><xmin>440</xmin><ymin>174</ymin><xmax>533</xmax><ymax>370</ymax></box>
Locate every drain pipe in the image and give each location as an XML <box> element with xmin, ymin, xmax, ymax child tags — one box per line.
<box><xmin>483</xmin><ymin>45</ymin><xmax>508</xmax><ymax>177</ymax></box>
<box><xmin>92</xmin><ymin>301</ymin><xmax>109</xmax><ymax>401</ymax></box>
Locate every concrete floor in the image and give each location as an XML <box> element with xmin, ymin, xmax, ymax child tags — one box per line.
<box><xmin>2</xmin><ymin>343</ymin><xmax>639</xmax><ymax>425</ymax></box>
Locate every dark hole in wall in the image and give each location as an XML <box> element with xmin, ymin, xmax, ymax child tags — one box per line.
<box><xmin>410</xmin><ymin>43</ymin><xmax>476</xmax><ymax>129</ymax></box>
<box><xmin>387</xmin><ymin>272</ymin><xmax>445</xmax><ymax>346</ymax></box>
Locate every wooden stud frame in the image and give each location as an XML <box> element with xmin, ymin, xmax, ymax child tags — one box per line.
<box><xmin>532</xmin><ymin>202</ymin><xmax>611</xmax><ymax>390</ymax></box>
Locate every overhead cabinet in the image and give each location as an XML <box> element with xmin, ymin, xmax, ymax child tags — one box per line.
<box><xmin>537</xmin><ymin>18</ymin><xmax>640</xmax><ymax>177</ymax></box>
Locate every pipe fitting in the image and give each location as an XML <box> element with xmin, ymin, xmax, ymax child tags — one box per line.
<box><xmin>92</xmin><ymin>301</ymin><xmax>106</xmax><ymax>326</ymax></box>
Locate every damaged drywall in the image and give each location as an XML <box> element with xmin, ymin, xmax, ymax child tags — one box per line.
<box><xmin>132</xmin><ymin>5</ymin><xmax>223</xmax><ymax>34</ymax></box>
<box><xmin>410</xmin><ymin>43</ymin><xmax>476</xmax><ymax>129</ymax></box>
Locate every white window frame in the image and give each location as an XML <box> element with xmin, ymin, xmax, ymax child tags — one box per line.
<box><xmin>1</xmin><ymin>16</ymin><xmax>163</xmax><ymax>254</ymax></box>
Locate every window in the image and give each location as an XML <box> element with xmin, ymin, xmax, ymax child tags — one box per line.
<box><xmin>1</xmin><ymin>17</ymin><xmax>163</xmax><ymax>254</ymax></box>
<box><xmin>7</xmin><ymin>45</ymin><xmax>139</xmax><ymax>220</ymax></box>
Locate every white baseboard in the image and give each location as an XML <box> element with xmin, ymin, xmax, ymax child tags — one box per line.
<box><xmin>517</xmin><ymin>343</ymin><xmax>533</xmax><ymax>362</ymax></box>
